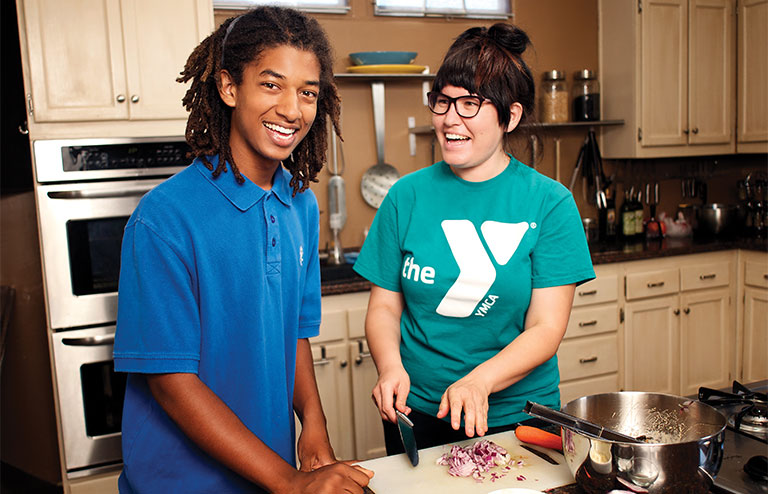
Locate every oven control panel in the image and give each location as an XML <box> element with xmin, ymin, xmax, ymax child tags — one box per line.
<box><xmin>34</xmin><ymin>137</ymin><xmax>192</xmax><ymax>183</ymax></box>
<box><xmin>63</xmin><ymin>141</ymin><xmax>191</xmax><ymax>171</ymax></box>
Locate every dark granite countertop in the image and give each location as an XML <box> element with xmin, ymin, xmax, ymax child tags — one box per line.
<box><xmin>321</xmin><ymin>236</ymin><xmax>767</xmax><ymax>296</ymax></box>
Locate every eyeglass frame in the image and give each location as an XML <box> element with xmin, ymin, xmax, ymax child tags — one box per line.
<box><xmin>426</xmin><ymin>91</ymin><xmax>490</xmax><ymax>118</ymax></box>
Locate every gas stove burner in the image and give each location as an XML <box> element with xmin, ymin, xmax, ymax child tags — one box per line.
<box><xmin>699</xmin><ymin>380</ymin><xmax>768</xmax><ymax>407</ymax></box>
<box><xmin>699</xmin><ymin>380</ymin><xmax>768</xmax><ymax>439</ymax></box>
<box><xmin>729</xmin><ymin>403</ymin><xmax>768</xmax><ymax>440</ymax></box>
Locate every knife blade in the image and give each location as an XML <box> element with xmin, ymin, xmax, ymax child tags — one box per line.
<box><xmin>396</xmin><ymin>410</ymin><xmax>419</xmax><ymax>466</ymax></box>
<box><xmin>520</xmin><ymin>444</ymin><xmax>560</xmax><ymax>465</ymax></box>
<box><xmin>363</xmin><ymin>486</ymin><xmax>377</xmax><ymax>494</ymax></box>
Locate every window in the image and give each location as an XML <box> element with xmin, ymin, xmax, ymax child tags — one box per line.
<box><xmin>213</xmin><ymin>0</ymin><xmax>349</xmax><ymax>14</ymax></box>
<box><xmin>375</xmin><ymin>0</ymin><xmax>510</xmax><ymax>18</ymax></box>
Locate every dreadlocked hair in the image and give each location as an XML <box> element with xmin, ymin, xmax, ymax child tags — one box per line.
<box><xmin>177</xmin><ymin>7</ymin><xmax>341</xmax><ymax>195</ymax></box>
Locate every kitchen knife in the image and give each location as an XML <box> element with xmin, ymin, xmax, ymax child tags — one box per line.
<box><xmin>519</xmin><ymin>444</ymin><xmax>560</xmax><ymax>465</ymax></box>
<box><xmin>396</xmin><ymin>410</ymin><xmax>419</xmax><ymax>466</ymax></box>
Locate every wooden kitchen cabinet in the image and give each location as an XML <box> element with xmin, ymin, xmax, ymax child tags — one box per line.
<box><xmin>599</xmin><ymin>0</ymin><xmax>736</xmax><ymax>158</ymax></box>
<box><xmin>17</xmin><ymin>0</ymin><xmax>212</xmax><ymax>123</ymax></box>
<box><xmin>558</xmin><ymin>264</ymin><xmax>621</xmax><ymax>404</ymax></box>
<box><xmin>738</xmin><ymin>250</ymin><xmax>768</xmax><ymax>382</ymax></box>
<box><xmin>624</xmin><ymin>293</ymin><xmax>682</xmax><ymax>394</ymax></box>
<box><xmin>623</xmin><ymin>252</ymin><xmax>736</xmax><ymax>395</ymax></box>
<box><xmin>304</xmin><ymin>291</ymin><xmax>384</xmax><ymax>461</ymax></box>
<box><xmin>737</xmin><ymin>0</ymin><xmax>768</xmax><ymax>152</ymax></box>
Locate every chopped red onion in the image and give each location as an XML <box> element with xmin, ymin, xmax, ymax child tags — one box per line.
<box><xmin>436</xmin><ymin>440</ymin><xmax>516</xmax><ymax>481</ymax></box>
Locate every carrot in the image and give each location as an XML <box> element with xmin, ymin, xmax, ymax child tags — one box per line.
<box><xmin>515</xmin><ymin>425</ymin><xmax>563</xmax><ymax>451</ymax></box>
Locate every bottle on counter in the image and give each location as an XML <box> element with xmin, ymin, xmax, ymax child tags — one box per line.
<box><xmin>634</xmin><ymin>188</ymin><xmax>645</xmax><ymax>238</ymax></box>
<box><xmin>540</xmin><ymin>70</ymin><xmax>569</xmax><ymax>123</ymax></box>
<box><xmin>573</xmin><ymin>69</ymin><xmax>600</xmax><ymax>122</ymax></box>
<box><xmin>599</xmin><ymin>187</ymin><xmax>617</xmax><ymax>242</ymax></box>
<box><xmin>620</xmin><ymin>189</ymin><xmax>635</xmax><ymax>240</ymax></box>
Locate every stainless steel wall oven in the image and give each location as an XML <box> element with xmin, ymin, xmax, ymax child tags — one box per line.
<box><xmin>32</xmin><ymin>137</ymin><xmax>188</xmax><ymax>480</ymax></box>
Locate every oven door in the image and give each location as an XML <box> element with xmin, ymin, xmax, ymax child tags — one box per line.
<box><xmin>35</xmin><ymin>178</ymin><xmax>164</xmax><ymax>329</ymax></box>
<box><xmin>51</xmin><ymin>325</ymin><xmax>125</xmax><ymax>476</ymax></box>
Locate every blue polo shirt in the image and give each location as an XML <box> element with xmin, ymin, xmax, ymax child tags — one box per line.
<box><xmin>113</xmin><ymin>156</ymin><xmax>321</xmax><ymax>493</ymax></box>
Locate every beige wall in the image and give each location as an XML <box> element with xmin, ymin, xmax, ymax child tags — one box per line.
<box><xmin>215</xmin><ymin>0</ymin><xmax>600</xmax><ymax>251</ymax></box>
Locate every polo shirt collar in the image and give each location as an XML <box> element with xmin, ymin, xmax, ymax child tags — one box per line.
<box><xmin>195</xmin><ymin>155</ymin><xmax>293</xmax><ymax>211</ymax></box>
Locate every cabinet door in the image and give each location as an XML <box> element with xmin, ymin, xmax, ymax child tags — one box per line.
<box><xmin>624</xmin><ymin>295</ymin><xmax>681</xmax><ymax>394</ymax></box>
<box><xmin>737</xmin><ymin>0</ymin><xmax>768</xmax><ymax>149</ymax></box>
<box><xmin>308</xmin><ymin>342</ymin><xmax>354</xmax><ymax>461</ymax></box>
<box><xmin>743</xmin><ymin>287</ymin><xmax>768</xmax><ymax>382</ymax></box>
<box><xmin>641</xmin><ymin>0</ymin><xmax>688</xmax><ymax>147</ymax></box>
<box><xmin>689</xmin><ymin>0</ymin><xmax>734</xmax><ymax>146</ymax></box>
<box><xmin>350</xmin><ymin>339</ymin><xmax>386</xmax><ymax>460</ymax></box>
<box><xmin>679</xmin><ymin>288</ymin><xmax>732</xmax><ymax>395</ymax></box>
<box><xmin>120</xmin><ymin>0</ymin><xmax>212</xmax><ymax>120</ymax></box>
<box><xmin>21</xmin><ymin>0</ymin><xmax>129</xmax><ymax>121</ymax></box>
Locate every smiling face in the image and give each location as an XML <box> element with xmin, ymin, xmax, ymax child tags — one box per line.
<box><xmin>219</xmin><ymin>45</ymin><xmax>321</xmax><ymax>186</ymax></box>
<box><xmin>432</xmin><ymin>85</ymin><xmax>522</xmax><ymax>182</ymax></box>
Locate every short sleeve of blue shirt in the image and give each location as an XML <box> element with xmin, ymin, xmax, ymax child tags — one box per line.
<box><xmin>114</xmin><ymin>218</ymin><xmax>201</xmax><ymax>372</ymax></box>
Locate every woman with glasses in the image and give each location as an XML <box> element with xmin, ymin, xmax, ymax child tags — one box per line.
<box><xmin>353</xmin><ymin>23</ymin><xmax>594</xmax><ymax>453</ymax></box>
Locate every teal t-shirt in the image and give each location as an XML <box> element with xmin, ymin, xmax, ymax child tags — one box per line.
<box><xmin>353</xmin><ymin>156</ymin><xmax>595</xmax><ymax>426</ymax></box>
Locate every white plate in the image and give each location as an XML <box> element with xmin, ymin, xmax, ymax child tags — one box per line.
<box><xmin>486</xmin><ymin>489</ymin><xmax>546</xmax><ymax>494</ymax></box>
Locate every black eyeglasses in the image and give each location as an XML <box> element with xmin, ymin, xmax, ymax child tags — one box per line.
<box><xmin>427</xmin><ymin>91</ymin><xmax>488</xmax><ymax>118</ymax></box>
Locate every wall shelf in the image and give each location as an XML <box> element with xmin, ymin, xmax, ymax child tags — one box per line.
<box><xmin>334</xmin><ymin>73</ymin><xmax>435</xmax><ymax>82</ymax></box>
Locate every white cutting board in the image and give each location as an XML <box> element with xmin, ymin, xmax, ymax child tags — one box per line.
<box><xmin>357</xmin><ymin>431</ymin><xmax>575</xmax><ymax>493</ymax></box>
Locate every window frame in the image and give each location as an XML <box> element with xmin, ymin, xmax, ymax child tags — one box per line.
<box><xmin>374</xmin><ymin>0</ymin><xmax>511</xmax><ymax>19</ymax></box>
<box><xmin>212</xmin><ymin>0</ymin><xmax>350</xmax><ymax>14</ymax></box>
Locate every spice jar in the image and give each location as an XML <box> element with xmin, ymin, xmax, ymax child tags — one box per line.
<box><xmin>573</xmin><ymin>69</ymin><xmax>600</xmax><ymax>121</ymax></box>
<box><xmin>540</xmin><ymin>70</ymin><xmax>568</xmax><ymax>123</ymax></box>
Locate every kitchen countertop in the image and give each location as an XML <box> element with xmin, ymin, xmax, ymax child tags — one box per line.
<box><xmin>322</xmin><ymin>235</ymin><xmax>767</xmax><ymax>296</ymax></box>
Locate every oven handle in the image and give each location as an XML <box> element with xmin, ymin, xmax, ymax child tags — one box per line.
<box><xmin>61</xmin><ymin>334</ymin><xmax>115</xmax><ymax>346</ymax></box>
<box><xmin>47</xmin><ymin>186</ymin><xmax>154</xmax><ymax>200</ymax></box>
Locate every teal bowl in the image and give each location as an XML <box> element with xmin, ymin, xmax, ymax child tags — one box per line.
<box><xmin>349</xmin><ymin>51</ymin><xmax>417</xmax><ymax>66</ymax></box>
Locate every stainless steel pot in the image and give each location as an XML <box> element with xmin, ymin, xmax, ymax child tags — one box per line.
<box><xmin>695</xmin><ymin>203</ymin><xmax>740</xmax><ymax>236</ymax></box>
<box><xmin>560</xmin><ymin>392</ymin><xmax>726</xmax><ymax>494</ymax></box>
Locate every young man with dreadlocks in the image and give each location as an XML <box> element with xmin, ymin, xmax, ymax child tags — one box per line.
<box><xmin>113</xmin><ymin>7</ymin><xmax>373</xmax><ymax>493</ymax></box>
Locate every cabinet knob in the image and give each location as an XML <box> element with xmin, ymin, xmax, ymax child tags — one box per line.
<box><xmin>340</xmin><ymin>360</ymin><xmax>348</xmax><ymax>368</ymax></box>
<box><xmin>683</xmin><ymin>128</ymin><xmax>690</xmax><ymax>135</ymax></box>
<box><xmin>674</xmin><ymin>309</ymin><xmax>680</xmax><ymax>315</ymax></box>
<box><xmin>692</xmin><ymin>127</ymin><xmax>699</xmax><ymax>134</ymax></box>
<box><xmin>131</xmin><ymin>95</ymin><xmax>140</xmax><ymax>103</ymax></box>
<box><xmin>684</xmin><ymin>307</ymin><xmax>690</xmax><ymax>314</ymax></box>
<box><xmin>116</xmin><ymin>94</ymin><xmax>126</xmax><ymax>103</ymax></box>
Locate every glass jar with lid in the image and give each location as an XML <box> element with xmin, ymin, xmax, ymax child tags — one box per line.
<box><xmin>540</xmin><ymin>70</ymin><xmax>568</xmax><ymax>123</ymax></box>
<box><xmin>572</xmin><ymin>69</ymin><xmax>600</xmax><ymax>121</ymax></box>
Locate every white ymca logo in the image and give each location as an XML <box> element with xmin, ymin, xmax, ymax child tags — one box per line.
<box><xmin>436</xmin><ymin>220</ymin><xmax>529</xmax><ymax>318</ymax></box>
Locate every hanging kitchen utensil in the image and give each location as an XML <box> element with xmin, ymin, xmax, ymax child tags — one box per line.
<box><xmin>360</xmin><ymin>82</ymin><xmax>400</xmax><ymax>209</ymax></box>
<box><xmin>327</xmin><ymin>123</ymin><xmax>347</xmax><ymax>265</ymax></box>
<box><xmin>568</xmin><ymin>136</ymin><xmax>589</xmax><ymax>192</ymax></box>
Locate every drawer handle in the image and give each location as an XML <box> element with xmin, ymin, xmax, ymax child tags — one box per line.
<box><xmin>578</xmin><ymin>320</ymin><xmax>598</xmax><ymax>327</ymax></box>
<box><xmin>578</xmin><ymin>289</ymin><xmax>597</xmax><ymax>297</ymax></box>
<box><xmin>647</xmin><ymin>281</ymin><xmax>665</xmax><ymax>288</ymax></box>
<box><xmin>699</xmin><ymin>274</ymin><xmax>716</xmax><ymax>280</ymax></box>
<box><xmin>313</xmin><ymin>358</ymin><xmax>331</xmax><ymax>366</ymax></box>
<box><xmin>355</xmin><ymin>352</ymin><xmax>372</xmax><ymax>365</ymax></box>
<box><xmin>579</xmin><ymin>356</ymin><xmax>598</xmax><ymax>364</ymax></box>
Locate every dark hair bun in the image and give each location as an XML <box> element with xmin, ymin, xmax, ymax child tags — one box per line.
<box><xmin>487</xmin><ymin>23</ymin><xmax>530</xmax><ymax>57</ymax></box>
